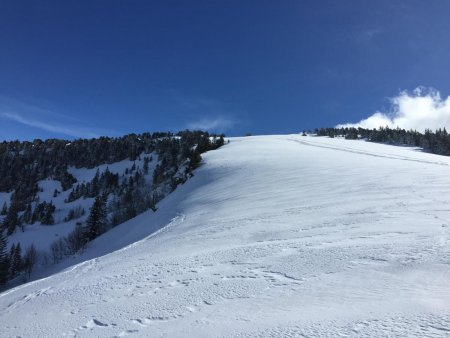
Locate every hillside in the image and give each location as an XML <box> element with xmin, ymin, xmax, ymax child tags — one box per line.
<box><xmin>0</xmin><ymin>131</ymin><xmax>224</xmax><ymax>285</ymax></box>
<box><xmin>1</xmin><ymin>134</ymin><xmax>450</xmax><ymax>337</ymax></box>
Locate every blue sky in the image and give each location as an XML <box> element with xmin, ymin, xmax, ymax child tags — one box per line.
<box><xmin>1</xmin><ymin>0</ymin><xmax>450</xmax><ymax>140</ymax></box>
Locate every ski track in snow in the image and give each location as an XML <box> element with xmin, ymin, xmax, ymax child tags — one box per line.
<box><xmin>288</xmin><ymin>137</ymin><xmax>450</xmax><ymax>167</ymax></box>
<box><xmin>1</xmin><ymin>135</ymin><xmax>450</xmax><ymax>337</ymax></box>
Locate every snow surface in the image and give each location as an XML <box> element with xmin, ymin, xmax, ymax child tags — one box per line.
<box><xmin>1</xmin><ymin>135</ymin><xmax>450</xmax><ymax>337</ymax></box>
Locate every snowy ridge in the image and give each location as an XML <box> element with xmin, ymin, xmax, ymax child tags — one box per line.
<box><xmin>1</xmin><ymin>135</ymin><xmax>450</xmax><ymax>337</ymax></box>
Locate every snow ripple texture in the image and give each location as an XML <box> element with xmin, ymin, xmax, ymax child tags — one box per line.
<box><xmin>1</xmin><ymin>135</ymin><xmax>450</xmax><ymax>337</ymax></box>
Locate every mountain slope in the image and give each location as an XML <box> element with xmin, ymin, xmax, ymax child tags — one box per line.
<box><xmin>1</xmin><ymin>135</ymin><xmax>450</xmax><ymax>337</ymax></box>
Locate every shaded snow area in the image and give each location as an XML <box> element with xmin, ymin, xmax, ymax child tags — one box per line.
<box><xmin>1</xmin><ymin>135</ymin><xmax>450</xmax><ymax>337</ymax></box>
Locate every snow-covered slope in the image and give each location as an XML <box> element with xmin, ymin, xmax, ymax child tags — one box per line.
<box><xmin>1</xmin><ymin>135</ymin><xmax>450</xmax><ymax>337</ymax></box>
<box><xmin>5</xmin><ymin>152</ymin><xmax>156</xmax><ymax>259</ymax></box>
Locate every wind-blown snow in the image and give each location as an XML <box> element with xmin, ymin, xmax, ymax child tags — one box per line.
<box><xmin>1</xmin><ymin>135</ymin><xmax>450</xmax><ymax>337</ymax></box>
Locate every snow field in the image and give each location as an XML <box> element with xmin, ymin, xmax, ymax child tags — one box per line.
<box><xmin>1</xmin><ymin>135</ymin><xmax>450</xmax><ymax>337</ymax></box>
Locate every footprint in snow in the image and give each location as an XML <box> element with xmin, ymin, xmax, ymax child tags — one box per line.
<box><xmin>80</xmin><ymin>318</ymin><xmax>108</xmax><ymax>329</ymax></box>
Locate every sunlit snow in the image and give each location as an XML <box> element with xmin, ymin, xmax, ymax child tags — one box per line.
<box><xmin>1</xmin><ymin>135</ymin><xmax>450</xmax><ymax>337</ymax></box>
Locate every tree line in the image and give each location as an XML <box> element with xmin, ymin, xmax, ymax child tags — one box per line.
<box><xmin>315</xmin><ymin>126</ymin><xmax>450</xmax><ymax>156</ymax></box>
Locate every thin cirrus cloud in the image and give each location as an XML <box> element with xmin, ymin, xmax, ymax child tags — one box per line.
<box><xmin>0</xmin><ymin>97</ymin><xmax>119</xmax><ymax>139</ymax></box>
<box><xmin>1</xmin><ymin>112</ymin><xmax>101</xmax><ymax>138</ymax></box>
<box><xmin>166</xmin><ymin>93</ymin><xmax>241</xmax><ymax>133</ymax></box>
<box><xmin>186</xmin><ymin>117</ymin><xmax>235</xmax><ymax>133</ymax></box>
<box><xmin>337</xmin><ymin>87</ymin><xmax>450</xmax><ymax>132</ymax></box>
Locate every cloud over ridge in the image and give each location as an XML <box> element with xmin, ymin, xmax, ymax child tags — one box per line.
<box><xmin>337</xmin><ymin>87</ymin><xmax>450</xmax><ymax>132</ymax></box>
<box><xmin>186</xmin><ymin>117</ymin><xmax>235</xmax><ymax>132</ymax></box>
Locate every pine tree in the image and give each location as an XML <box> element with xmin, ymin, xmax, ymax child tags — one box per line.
<box><xmin>0</xmin><ymin>230</ymin><xmax>9</xmax><ymax>285</ymax></box>
<box><xmin>150</xmin><ymin>192</ymin><xmax>158</xmax><ymax>212</ymax></box>
<box><xmin>23</xmin><ymin>244</ymin><xmax>37</xmax><ymax>279</ymax></box>
<box><xmin>90</xmin><ymin>169</ymin><xmax>100</xmax><ymax>197</ymax></box>
<box><xmin>189</xmin><ymin>149</ymin><xmax>202</xmax><ymax>170</ymax></box>
<box><xmin>8</xmin><ymin>243</ymin><xmax>15</xmax><ymax>272</ymax></box>
<box><xmin>41</xmin><ymin>202</ymin><xmax>55</xmax><ymax>225</ymax></box>
<box><xmin>4</xmin><ymin>204</ymin><xmax>19</xmax><ymax>235</ymax></box>
<box><xmin>86</xmin><ymin>195</ymin><xmax>108</xmax><ymax>241</ymax></box>
<box><xmin>0</xmin><ymin>202</ymin><xmax>7</xmax><ymax>216</ymax></box>
<box><xmin>65</xmin><ymin>209</ymin><xmax>75</xmax><ymax>222</ymax></box>
<box><xmin>23</xmin><ymin>203</ymin><xmax>32</xmax><ymax>224</ymax></box>
<box><xmin>9</xmin><ymin>243</ymin><xmax>22</xmax><ymax>278</ymax></box>
<box><xmin>143</xmin><ymin>157</ymin><xmax>150</xmax><ymax>175</ymax></box>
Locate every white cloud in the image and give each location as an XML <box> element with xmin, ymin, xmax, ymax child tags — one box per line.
<box><xmin>186</xmin><ymin>117</ymin><xmax>235</xmax><ymax>132</ymax></box>
<box><xmin>337</xmin><ymin>87</ymin><xmax>450</xmax><ymax>132</ymax></box>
